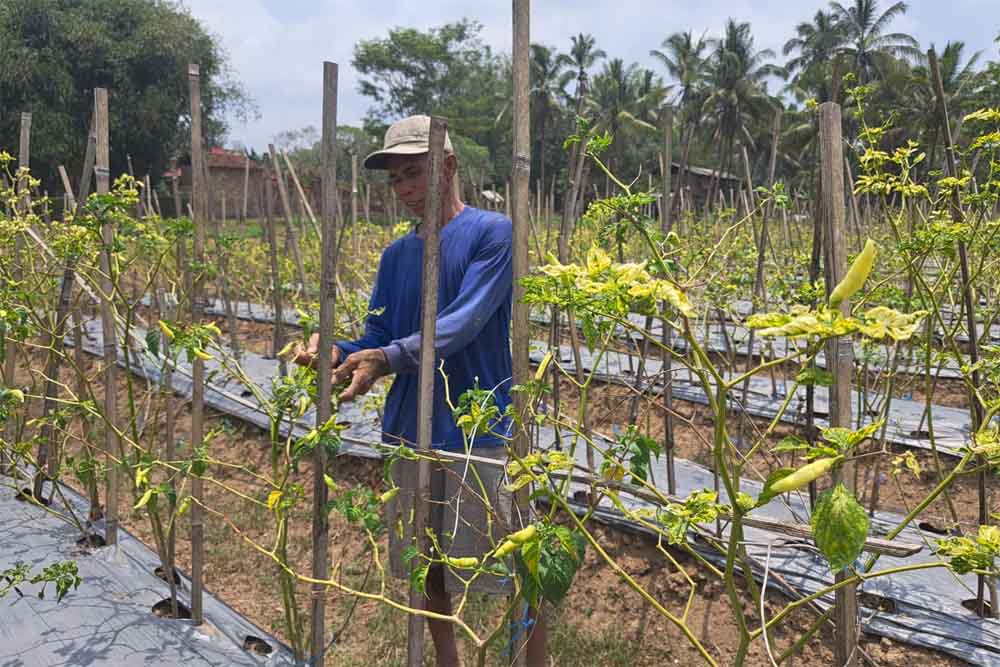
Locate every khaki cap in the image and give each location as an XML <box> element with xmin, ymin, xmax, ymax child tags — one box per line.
<box><xmin>363</xmin><ymin>114</ymin><xmax>454</xmax><ymax>170</ymax></box>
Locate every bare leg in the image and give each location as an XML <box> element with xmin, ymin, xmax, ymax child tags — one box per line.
<box><xmin>426</xmin><ymin>567</ymin><xmax>461</xmax><ymax>667</ymax></box>
<box><xmin>526</xmin><ymin>604</ymin><xmax>548</xmax><ymax>667</ymax></box>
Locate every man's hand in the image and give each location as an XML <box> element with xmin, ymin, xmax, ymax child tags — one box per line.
<box><xmin>291</xmin><ymin>333</ymin><xmax>340</xmax><ymax>368</ymax></box>
<box><xmin>333</xmin><ymin>349</ymin><xmax>390</xmax><ymax>401</ymax></box>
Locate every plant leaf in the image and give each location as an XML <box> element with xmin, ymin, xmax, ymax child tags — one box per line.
<box><xmin>811</xmin><ymin>484</ymin><xmax>870</xmax><ymax>572</ymax></box>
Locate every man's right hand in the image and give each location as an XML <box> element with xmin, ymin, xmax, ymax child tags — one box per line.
<box><xmin>291</xmin><ymin>333</ymin><xmax>340</xmax><ymax>368</ymax></box>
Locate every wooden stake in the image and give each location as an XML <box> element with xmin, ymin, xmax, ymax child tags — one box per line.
<box><xmin>929</xmin><ymin>47</ymin><xmax>993</xmax><ymax>617</ymax></box>
<box><xmin>187</xmin><ymin>63</ymin><xmax>207</xmax><ymax>625</ymax></box>
<box><xmin>263</xmin><ymin>178</ymin><xmax>287</xmax><ymax>376</ymax></box>
<box><xmin>281</xmin><ymin>150</ymin><xmax>321</xmax><ymax>237</ymax></box>
<box><xmin>405</xmin><ymin>116</ymin><xmax>448</xmax><ymax>667</ymax></box>
<box><xmin>819</xmin><ymin>101</ymin><xmax>858</xmax><ymax>666</ymax></box>
<box><xmin>78</xmin><ymin>114</ymin><xmax>96</xmax><ymax>203</ymax></box>
<box><xmin>309</xmin><ymin>60</ymin><xmax>340</xmax><ymax>662</ymax></box>
<box><xmin>511</xmin><ymin>1</ymin><xmax>535</xmax><ymax>664</ymax></box>
<box><xmin>93</xmin><ymin>91</ymin><xmax>122</xmax><ymax>548</ymax></box>
<box><xmin>350</xmin><ymin>152</ymin><xmax>359</xmax><ymax>256</ymax></box>
<box><xmin>242</xmin><ymin>149</ymin><xmax>251</xmax><ymax>222</ymax></box>
<box><xmin>268</xmin><ymin>144</ymin><xmax>308</xmax><ymax>292</ymax></box>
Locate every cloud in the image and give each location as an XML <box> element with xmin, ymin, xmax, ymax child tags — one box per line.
<box><xmin>179</xmin><ymin>1</ymin><xmax>998</xmax><ymax>151</ymax></box>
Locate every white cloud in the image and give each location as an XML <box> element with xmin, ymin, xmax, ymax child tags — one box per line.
<box><xmin>179</xmin><ymin>1</ymin><xmax>997</xmax><ymax>152</ymax></box>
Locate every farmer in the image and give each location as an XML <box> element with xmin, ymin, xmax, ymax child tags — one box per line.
<box><xmin>294</xmin><ymin>115</ymin><xmax>546</xmax><ymax>667</ymax></box>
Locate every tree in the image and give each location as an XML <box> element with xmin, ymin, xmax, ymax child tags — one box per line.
<box><xmin>530</xmin><ymin>44</ymin><xmax>568</xmax><ymax>197</ymax></box>
<box><xmin>352</xmin><ymin>19</ymin><xmax>511</xmax><ymax>181</ymax></box>
<box><xmin>783</xmin><ymin>10</ymin><xmax>848</xmax><ymax>102</ymax></box>
<box><xmin>651</xmin><ymin>30</ymin><xmax>711</xmax><ymax>199</ymax></box>
<box><xmin>0</xmin><ymin>0</ymin><xmax>253</xmax><ymax>192</ymax></box>
<box><xmin>829</xmin><ymin>0</ymin><xmax>921</xmax><ymax>82</ymax></box>
<box><xmin>702</xmin><ymin>20</ymin><xmax>781</xmax><ymax>201</ymax></box>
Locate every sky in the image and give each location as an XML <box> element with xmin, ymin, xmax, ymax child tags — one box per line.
<box><xmin>178</xmin><ymin>0</ymin><xmax>1000</xmax><ymax>152</ymax></box>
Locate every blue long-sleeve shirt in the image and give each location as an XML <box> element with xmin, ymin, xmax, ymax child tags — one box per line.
<box><xmin>336</xmin><ymin>206</ymin><xmax>513</xmax><ymax>450</ymax></box>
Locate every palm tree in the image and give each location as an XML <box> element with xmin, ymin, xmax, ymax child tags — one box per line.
<box><xmin>905</xmin><ymin>41</ymin><xmax>982</xmax><ymax>171</ymax></box>
<box><xmin>651</xmin><ymin>30</ymin><xmax>711</xmax><ymax>202</ymax></box>
<box><xmin>783</xmin><ymin>9</ymin><xmax>848</xmax><ymax>102</ymax></box>
<box><xmin>557</xmin><ymin>33</ymin><xmax>606</xmax><ymax>102</ymax></box>
<box><xmin>702</xmin><ymin>20</ymin><xmax>781</xmax><ymax>203</ymax></box>
<box><xmin>829</xmin><ymin>0</ymin><xmax>921</xmax><ymax>82</ymax></box>
<box><xmin>586</xmin><ymin>59</ymin><xmax>666</xmax><ymax>180</ymax></box>
<box><xmin>530</xmin><ymin>44</ymin><xmax>569</xmax><ymax>198</ymax></box>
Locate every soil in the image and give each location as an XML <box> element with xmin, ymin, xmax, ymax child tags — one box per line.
<box><xmin>3</xmin><ymin>311</ymin><xmax>978</xmax><ymax>667</ymax></box>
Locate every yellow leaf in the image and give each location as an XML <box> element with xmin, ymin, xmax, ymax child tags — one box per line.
<box><xmin>135</xmin><ymin>488</ymin><xmax>154</xmax><ymax>510</ymax></box>
<box><xmin>267</xmin><ymin>490</ymin><xmax>283</xmax><ymax>510</ymax></box>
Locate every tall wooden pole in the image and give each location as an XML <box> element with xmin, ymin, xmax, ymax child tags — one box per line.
<box><xmin>512</xmin><ymin>1</ymin><xmax>534</xmax><ymax>664</ymax></box>
<box><xmin>93</xmin><ymin>90</ymin><xmax>121</xmax><ymax>548</ymax></box>
<box><xmin>351</xmin><ymin>153</ymin><xmax>359</xmax><ymax>256</ymax></box>
<box><xmin>819</xmin><ymin>101</ymin><xmax>858</xmax><ymax>666</ymax></box>
<box><xmin>928</xmin><ymin>47</ymin><xmax>993</xmax><ymax>617</ymax></box>
<box><xmin>268</xmin><ymin>144</ymin><xmax>308</xmax><ymax>292</ymax></box>
<box><xmin>405</xmin><ymin>116</ymin><xmax>448</xmax><ymax>667</ymax></box>
<box><xmin>310</xmin><ymin>60</ymin><xmax>339</xmax><ymax>661</ymax></box>
<box><xmin>661</xmin><ymin>106</ymin><xmax>673</xmax><ymax>233</ymax></box>
<box><xmin>78</xmin><ymin>114</ymin><xmax>96</xmax><ymax>205</ymax></box>
<box><xmin>188</xmin><ymin>63</ymin><xmax>207</xmax><ymax>625</ymax></box>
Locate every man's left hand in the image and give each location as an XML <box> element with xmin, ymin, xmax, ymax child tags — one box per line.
<box><xmin>333</xmin><ymin>349</ymin><xmax>390</xmax><ymax>401</ymax></box>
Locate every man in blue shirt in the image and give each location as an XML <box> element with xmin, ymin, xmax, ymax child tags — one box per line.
<box><xmin>295</xmin><ymin>115</ymin><xmax>545</xmax><ymax>667</ymax></box>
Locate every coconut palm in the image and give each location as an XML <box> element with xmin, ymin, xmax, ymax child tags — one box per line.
<box><xmin>530</xmin><ymin>43</ymin><xmax>569</xmax><ymax>197</ymax></box>
<box><xmin>829</xmin><ymin>0</ymin><xmax>921</xmax><ymax>82</ymax></box>
<box><xmin>557</xmin><ymin>33</ymin><xmax>606</xmax><ymax>101</ymax></box>
<box><xmin>650</xmin><ymin>30</ymin><xmax>711</xmax><ymax>199</ymax></box>
<box><xmin>702</xmin><ymin>20</ymin><xmax>781</xmax><ymax>202</ymax></box>
<box><xmin>783</xmin><ymin>9</ymin><xmax>848</xmax><ymax>102</ymax></box>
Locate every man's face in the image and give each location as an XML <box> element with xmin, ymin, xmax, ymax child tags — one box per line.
<box><xmin>387</xmin><ymin>153</ymin><xmax>429</xmax><ymax>219</ymax></box>
<box><xmin>387</xmin><ymin>152</ymin><xmax>455</xmax><ymax>219</ymax></box>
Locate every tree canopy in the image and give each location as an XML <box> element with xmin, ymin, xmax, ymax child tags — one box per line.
<box><xmin>0</xmin><ymin>0</ymin><xmax>253</xmax><ymax>191</ymax></box>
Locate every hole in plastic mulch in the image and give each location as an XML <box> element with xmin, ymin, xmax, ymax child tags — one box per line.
<box><xmin>918</xmin><ymin>521</ymin><xmax>956</xmax><ymax>536</ymax></box>
<box><xmin>962</xmin><ymin>598</ymin><xmax>994</xmax><ymax>616</ymax></box>
<box><xmin>859</xmin><ymin>592</ymin><xmax>897</xmax><ymax>614</ymax></box>
<box><xmin>155</xmin><ymin>566</ymin><xmax>182</xmax><ymax>585</ymax></box>
<box><xmin>14</xmin><ymin>487</ymin><xmax>51</xmax><ymax>506</ymax></box>
<box><xmin>76</xmin><ymin>533</ymin><xmax>106</xmax><ymax>548</ymax></box>
<box><xmin>152</xmin><ymin>598</ymin><xmax>192</xmax><ymax>619</ymax></box>
<box><xmin>243</xmin><ymin>635</ymin><xmax>274</xmax><ymax>655</ymax></box>
<box><xmin>909</xmin><ymin>429</ymin><xmax>932</xmax><ymax>439</ymax></box>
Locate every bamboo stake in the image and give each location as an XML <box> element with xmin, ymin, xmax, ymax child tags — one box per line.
<box><xmin>78</xmin><ymin>114</ymin><xmax>96</xmax><ymax>204</ymax></box>
<box><xmin>351</xmin><ymin>152</ymin><xmax>359</xmax><ymax>256</ymax></box>
<box><xmin>263</xmin><ymin>178</ymin><xmax>287</xmax><ymax>377</ymax></box>
<box><xmin>310</xmin><ymin>60</ymin><xmax>340</xmax><ymax>662</ymax></box>
<box><xmin>281</xmin><ymin>150</ymin><xmax>321</xmax><ymax>238</ymax></box>
<box><xmin>242</xmin><ymin>149</ymin><xmax>251</xmax><ymax>222</ymax></box>
<box><xmin>93</xmin><ymin>91</ymin><xmax>122</xmax><ymax>548</ymax></box>
<box><xmin>512</xmin><ymin>2</ymin><xmax>535</xmax><ymax>664</ymax></box>
<box><xmin>929</xmin><ymin>47</ymin><xmax>993</xmax><ymax>618</ymax></box>
<box><xmin>661</xmin><ymin>107</ymin><xmax>673</xmax><ymax>232</ymax></box>
<box><xmin>157</xmin><ymin>288</ymin><xmax>181</xmax><ymax>616</ymax></box>
<box><xmin>268</xmin><ymin>144</ymin><xmax>308</xmax><ymax>293</ymax></box>
<box><xmin>405</xmin><ymin>116</ymin><xmax>447</xmax><ymax>667</ymax></box>
<box><xmin>187</xmin><ymin>63</ymin><xmax>207</xmax><ymax>625</ymax></box>
<box><xmin>819</xmin><ymin>101</ymin><xmax>858</xmax><ymax>666</ymax></box>
<box><xmin>213</xmin><ymin>194</ymin><xmax>240</xmax><ymax>360</ymax></box>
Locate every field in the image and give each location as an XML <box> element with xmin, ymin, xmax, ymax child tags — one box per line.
<box><xmin>4</xmin><ymin>9</ymin><xmax>1000</xmax><ymax>667</ymax></box>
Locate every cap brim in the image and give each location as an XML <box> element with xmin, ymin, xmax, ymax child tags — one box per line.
<box><xmin>363</xmin><ymin>142</ymin><xmax>430</xmax><ymax>170</ymax></box>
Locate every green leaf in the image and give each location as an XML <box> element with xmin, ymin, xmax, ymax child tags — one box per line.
<box><xmin>774</xmin><ymin>436</ymin><xmax>809</xmax><ymax>453</ymax></box>
<box><xmin>811</xmin><ymin>484</ymin><xmax>870</xmax><ymax>572</ymax></box>
<box><xmin>796</xmin><ymin>367</ymin><xmax>833</xmax><ymax>387</ymax></box>
<box><xmin>410</xmin><ymin>563</ymin><xmax>429</xmax><ymax>597</ymax></box>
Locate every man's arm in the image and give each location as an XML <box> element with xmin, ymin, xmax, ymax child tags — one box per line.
<box><xmin>380</xmin><ymin>233</ymin><xmax>512</xmax><ymax>375</ymax></box>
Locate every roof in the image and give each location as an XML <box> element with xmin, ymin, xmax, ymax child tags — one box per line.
<box><xmin>207</xmin><ymin>147</ymin><xmax>260</xmax><ymax>170</ymax></box>
<box><xmin>672</xmin><ymin>161</ymin><xmax>740</xmax><ymax>182</ymax></box>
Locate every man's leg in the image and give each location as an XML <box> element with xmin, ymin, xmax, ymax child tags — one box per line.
<box><xmin>525</xmin><ymin>604</ymin><xmax>548</xmax><ymax>667</ymax></box>
<box><xmin>426</xmin><ymin>566</ymin><xmax>461</xmax><ymax>667</ymax></box>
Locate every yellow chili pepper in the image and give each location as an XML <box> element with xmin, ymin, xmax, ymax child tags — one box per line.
<box><xmin>193</xmin><ymin>348</ymin><xmax>213</xmax><ymax>361</ymax></box>
<box><xmin>158</xmin><ymin>320</ymin><xmax>174</xmax><ymax>340</ymax></box>
<box><xmin>508</xmin><ymin>524</ymin><xmax>537</xmax><ymax>545</ymax></box>
<box><xmin>447</xmin><ymin>557</ymin><xmax>479</xmax><ymax>569</ymax></box>
<box><xmin>769</xmin><ymin>457</ymin><xmax>840</xmax><ymax>495</ymax></box>
<box><xmin>380</xmin><ymin>488</ymin><xmax>399</xmax><ymax>504</ymax></box>
<box><xmin>534</xmin><ymin>351</ymin><xmax>554</xmax><ymax>381</ymax></box>
<box><xmin>493</xmin><ymin>540</ymin><xmax>519</xmax><ymax>559</ymax></box>
<box><xmin>829</xmin><ymin>239</ymin><xmax>877</xmax><ymax>308</ymax></box>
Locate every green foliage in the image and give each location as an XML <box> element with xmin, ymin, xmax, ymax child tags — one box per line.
<box><xmin>0</xmin><ymin>0</ymin><xmax>254</xmax><ymax>190</ymax></box>
<box><xmin>601</xmin><ymin>425</ymin><xmax>661</xmax><ymax>484</ymax></box>
<box><xmin>655</xmin><ymin>490</ymin><xmax>724</xmax><ymax>544</ymax></box>
<box><xmin>514</xmin><ymin>523</ymin><xmax>586</xmax><ymax>607</ymax></box>
<box><xmin>1</xmin><ymin>560</ymin><xmax>81</xmax><ymax>603</ymax></box>
<box><xmin>937</xmin><ymin>525</ymin><xmax>1000</xmax><ymax>575</ymax></box>
<box><xmin>811</xmin><ymin>484</ymin><xmax>870</xmax><ymax>573</ymax></box>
